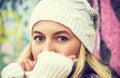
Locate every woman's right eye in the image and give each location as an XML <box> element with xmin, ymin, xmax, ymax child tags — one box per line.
<box><xmin>34</xmin><ymin>36</ymin><xmax>45</xmax><ymax>42</ymax></box>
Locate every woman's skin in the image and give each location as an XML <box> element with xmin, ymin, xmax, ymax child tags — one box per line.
<box><xmin>19</xmin><ymin>20</ymin><xmax>81</xmax><ymax>72</ymax></box>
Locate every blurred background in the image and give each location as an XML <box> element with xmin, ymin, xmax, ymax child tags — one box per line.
<box><xmin>0</xmin><ymin>0</ymin><xmax>40</xmax><ymax>77</ymax></box>
<box><xmin>0</xmin><ymin>0</ymin><xmax>120</xmax><ymax>77</ymax></box>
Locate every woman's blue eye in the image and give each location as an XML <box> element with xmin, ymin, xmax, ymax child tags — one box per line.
<box><xmin>58</xmin><ymin>36</ymin><xmax>68</xmax><ymax>42</ymax></box>
<box><xmin>34</xmin><ymin>36</ymin><xmax>44</xmax><ymax>42</ymax></box>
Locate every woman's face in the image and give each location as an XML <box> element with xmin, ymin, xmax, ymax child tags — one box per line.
<box><xmin>31</xmin><ymin>20</ymin><xmax>81</xmax><ymax>61</ymax></box>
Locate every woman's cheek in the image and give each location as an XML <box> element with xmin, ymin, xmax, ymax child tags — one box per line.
<box><xmin>60</xmin><ymin>45</ymin><xmax>80</xmax><ymax>57</ymax></box>
<box><xmin>31</xmin><ymin>45</ymin><xmax>42</xmax><ymax>61</ymax></box>
<box><xmin>59</xmin><ymin>47</ymin><xmax>73</xmax><ymax>56</ymax></box>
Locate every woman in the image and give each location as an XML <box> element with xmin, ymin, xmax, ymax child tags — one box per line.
<box><xmin>2</xmin><ymin>0</ymin><xmax>117</xmax><ymax>78</ymax></box>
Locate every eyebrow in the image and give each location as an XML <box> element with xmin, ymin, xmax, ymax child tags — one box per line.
<box><xmin>32</xmin><ymin>31</ymin><xmax>43</xmax><ymax>35</ymax></box>
<box><xmin>53</xmin><ymin>31</ymin><xmax>71</xmax><ymax>36</ymax></box>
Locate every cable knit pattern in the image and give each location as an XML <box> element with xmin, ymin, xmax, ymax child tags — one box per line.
<box><xmin>29</xmin><ymin>0</ymin><xmax>99</xmax><ymax>53</ymax></box>
<box><xmin>29</xmin><ymin>51</ymin><xmax>74</xmax><ymax>78</ymax></box>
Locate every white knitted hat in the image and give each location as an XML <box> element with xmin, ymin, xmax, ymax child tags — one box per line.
<box><xmin>30</xmin><ymin>0</ymin><xmax>99</xmax><ymax>53</ymax></box>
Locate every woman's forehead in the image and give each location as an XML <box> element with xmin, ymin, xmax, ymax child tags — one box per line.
<box><xmin>32</xmin><ymin>20</ymin><xmax>71</xmax><ymax>32</ymax></box>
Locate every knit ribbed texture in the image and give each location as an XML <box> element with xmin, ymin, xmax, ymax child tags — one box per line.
<box><xmin>25</xmin><ymin>71</ymin><xmax>32</xmax><ymax>78</ymax></box>
<box><xmin>30</xmin><ymin>0</ymin><xmax>99</xmax><ymax>53</ymax></box>
<box><xmin>30</xmin><ymin>51</ymin><xmax>74</xmax><ymax>78</ymax></box>
<box><xmin>1</xmin><ymin>63</ymin><xmax>24</xmax><ymax>78</ymax></box>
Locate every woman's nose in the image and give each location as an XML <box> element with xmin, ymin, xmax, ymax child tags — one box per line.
<box><xmin>42</xmin><ymin>40</ymin><xmax>56</xmax><ymax>52</ymax></box>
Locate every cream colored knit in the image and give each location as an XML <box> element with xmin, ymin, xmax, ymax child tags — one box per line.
<box><xmin>1</xmin><ymin>63</ymin><xmax>24</xmax><ymax>78</ymax></box>
<box><xmin>29</xmin><ymin>51</ymin><xmax>74</xmax><ymax>78</ymax></box>
<box><xmin>29</xmin><ymin>0</ymin><xmax>99</xmax><ymax>53</ymax></box>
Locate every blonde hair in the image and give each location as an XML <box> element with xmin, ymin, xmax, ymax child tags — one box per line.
<box><xmin>17</xmin><ymin>43</ymin><xmax>32</xmax><ymax>62</ymax></box>
<box><xmin>72</xmin><ymin>44</ymin><xmax>112</xmax><ymax>78</ymax></box>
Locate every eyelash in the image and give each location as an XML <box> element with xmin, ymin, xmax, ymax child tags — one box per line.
<box><xmin>34</xmin><ymin>36</ymin><xmax>45</xmax><ymax>42</ymax></box>
<box><xmin>57</xmin><ymin>36</ymin><xmax>68</xmax><ymax>42</ymax></box>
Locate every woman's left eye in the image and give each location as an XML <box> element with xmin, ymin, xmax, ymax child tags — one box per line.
<box><xmin>57</xmin><ymin>36</ymin><xmax>68</xmax><ymax>42</ymax></box>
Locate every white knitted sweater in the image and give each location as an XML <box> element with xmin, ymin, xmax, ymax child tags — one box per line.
<box><xmin>2</xmin><ymin>52</ymin><xmax>73</xmax><ymax>78</ymax></box>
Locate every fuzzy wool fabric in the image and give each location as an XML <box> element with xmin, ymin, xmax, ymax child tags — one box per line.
<box><xmin>29</xmin><ymin>51</ymin><xmax>74</xmax><ymax>78</ymax></box>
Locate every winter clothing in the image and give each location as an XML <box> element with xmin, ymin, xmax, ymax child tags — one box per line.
<box><xmin>29</xmin><ymin>0</ymin><xmax>99</xmax><ymax>54</ymax></box>
<box><xmin>29</xmin><ymin>51</ymin><xmax>73</xmax><ymax>78</ymax></box>
<box><xmin>1</xmin><ymin>63</ymin><xmax>24</xmax><ymax>78</ymax></box>
<box><xmin>2</xmin><ymin>60</ymin><xmax>120</xmax><ymax>78</ymax></box>
<box><xmin>2</xmin><ymin>51</ymin><xmax>74</xmax><ymax>78</ymax></box>
<box><xmin>2</xmin><ymin>0</ymin><xmax>119</xmax><ymax>78</ymax></box>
